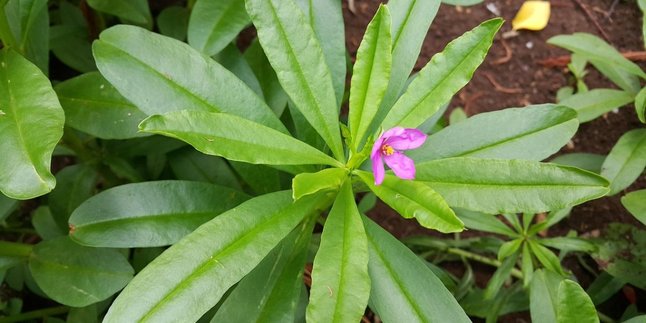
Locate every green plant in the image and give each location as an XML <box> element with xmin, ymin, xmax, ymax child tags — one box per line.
<box><xmin>0</xmin><ymin>0</ymin><xmax>617</xmax><ymax>321</ymax></box>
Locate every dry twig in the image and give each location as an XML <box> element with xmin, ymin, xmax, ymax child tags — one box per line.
<box><xmin>538</xmin><ymin>51</ymin><xmax>646</xmax><ymax>67</ymax></box>
<box><xmin>483</xmin><ymin>72</ymin><xmax>523</xmax><ymax>94</ymax></box>
<box><xmin>572</xmin><ymin>0</ymin><xmax>612</xmax><ymax>43</ymax></box>
<box><xmin>492</xmin><ymin>39</ymin><xmax>513</xmax><ymax>65</ymax></box>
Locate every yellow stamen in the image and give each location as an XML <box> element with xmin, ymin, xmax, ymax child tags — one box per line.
<box><xmin>382</xmin><ymin>144</ymin><xmax>395</xmax><ymax>156</ymax></box>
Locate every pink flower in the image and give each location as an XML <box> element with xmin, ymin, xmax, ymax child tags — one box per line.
<box><xmin>370</xmin><ymin>127</ymin><xmax>427</xmax><ymax>185</ymax></box>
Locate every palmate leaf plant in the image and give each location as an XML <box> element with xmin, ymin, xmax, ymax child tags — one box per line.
<box><xmin>0</xmin><ymin>0</ymin><xmax>614</xmax><ymax>321</ymax></box>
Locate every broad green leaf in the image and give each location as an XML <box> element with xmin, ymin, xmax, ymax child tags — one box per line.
<box><xmin>539</xmin><ymin>237</ymin><xmax>596</xmax><ymax>253</ymax></box>
<box><xmin>382</xmin><ymin>18</ymin><xmax>503</xmax><ymax>129</ymax></box>
<box><xmin>551</xmin><ymin>153</ymin><xmax>605</xmax><ymax>173</ymax></box>
<box><xmin>92</xmin><ymin>25</ymin><xmax>285</xmax><ymax>132</ymax></box>
<box><xmin>67</xmin><ymin>304</ymin><xmax>98</xmax><ymax>323</ymax></box>
<box><xmin>31</xmin><ymin>206</ymin><xmax>64</xmax><ymax>240</ymax></box>
<box><xmin>415</xmin><ymin>158</ymin><xmax>609</xmax><ymax>214</ymax></box>
<box><xmin>246</xmin><ymin>0</ymin><xmax>344</xmax><ymax>160</ymax></box>
<box><xmin>557</xmin><ymin>280</ymin><xmax>599</xmax><ymax>323</ymax></box>
<box><xmin>139</xmin><ymin>110</ymin><xmax>341</xmax><ymax>167</ymax></box>
<box><xmin>485</xmin><ymin>252</ymin><xmax>519</xmax><ymax>299</ymax></box>
<box><xmin>529</xmin><ymin>240</ymin><xmax>566</xmax><ymax>275</ymax></box>
<box><xmin>50</xmin><ymin>25</ymin><xmax>95</xmax><ymax>73</ymax></box>
<box><xmin>592</xmin><ymin>61</ymin><xmax>641</xmax><ymax>93</ymax></box>
<box><xmin>69</xmin><ymin>181</ymin><xmax>249</xmax><ymax>248</ymax></box>
<box><xmin>102</xmin><ymin>191</ymin><xmax>330</xmax><ymax>323</ymax></box>
<box><xmin>168</xmin><ymin>147</ymin><xmax>241</xmax><ymax>190</ymax></box>
<box><xmin>0</xmin><ymin>48</ymin><xmax>64</xmax><ymax>199</ymax></box>
<box><xmin>244</xmin><ymin>39</ymin><xmax>288</xmax><ymax>116</ymax></box>
<box><xmin>4</xmin><ymin>0</ymin><xmax>48</xmax><ymax>73</ymax></box>
<box><xmin>636</xmin><ymin>86</ymin><xmax>646</xmax><ymax>123</ymax></box>
<box><xmin>371</xmin><ymin>0</ymin><xmax>440</xmax><ymax>134</ymax></box>
<box><xmin>356</xmin><ymin>171</ymin><xmax>464</xmax><ymax>233</ymax></box>
<box><xmin>624</xmin><ymin>316</ymin><xmax>646</xmax><ymax>323</ymax></box>
<box><xmin>410</xmin><ymin>105</ymin><xmax>579</xmax><ymax>162</ymax></box>
<box><xmin>601</xmin><ymin>129</ymin><xmax>646</xmax><ymax>195</ymax></box>
<box><xmin>29</xmin><ymin>237</ymin><xmax>134</xmax><ymax>307</ymax></box>
<box><xmin>55</xmin><ymin>72</ymin><xmax>147</xmax><ymax>139</ymax></box>
<box><xmin>295</xmin><ymin>0</ymin><xmax>346</xmax><ymax>105</ymax></box>
<box><xmin>157</xmin><ymin>6</ymin><xmax>189</xmax><ymax>41</ymax></box>
<box><xmin>363</xmin><ymin>216</ymin><xmax>470</xmax><ymax>323</ymax></box>
<box><xmin>622</xmin><ymin>189</ymin><xmax>646</xmax><ymax>225</ymax></box>
<box><xmin>214</xmin><ymin>44</ymin><xmax>263</xmax><ymax>98</ymax></box>
<box><xmin>454</xmin><ymin>208</ymin><xmax>517</xmax><ymax>237</ymax></box>
<box><xmin>548</xmin><ymin>33</ymin><xmax>646</xmax><ymax>79</ymax></box>
<box><xmin>530</xmin><ymin>269</ymin><xmax>563</xmax><ymax>323</ymax></box>
<box><xmin>211</xmin><ymin>218</ymin><xmax>315</xmax><ymax>323</ymax></box>
<box><xmin>307</xmin><ymin>182</ymin><xmax>370</xmax><ymax>323</ymax></box>
<box><xmin>348</xmin><ymin>4</ymin><xmax>392</xmax><ymax>150</ymax></box>
<box><xmin>87</xmin><ymin>0</ymin><xmax>152</xmax><ymax>27</ymax></box>
<box><xmin>188</xmin><ymin>0</ymin><xmax>249</xmax><ymax>56</ymax></box>
<box><xmin>48</xmin><ymin>164</ymin><xmax>97</xmax><ymax>231</ymax></box>
<box><xmin>292</xmin><ymin>168</ymin><xmax>348</xmax><ymax>200</ymax></box>
<box><xmin>559</xmin><ymin>89</ymin><xmax>634</xmax><ymax>123</ymax></box>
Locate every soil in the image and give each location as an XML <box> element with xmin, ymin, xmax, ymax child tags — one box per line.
<box><xmin>344</xmin><ymin>0</ymin><xmax>646</xmax><ymax>321</ymax></box>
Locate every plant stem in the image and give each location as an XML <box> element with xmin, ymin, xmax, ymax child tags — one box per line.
<box><xmin>0</xmin><ymin>241</ymin><xmax>32</xmax><ymax>257</ymax></box>
<box><xmin>446</xmin><ymin>247</ymin><xmax>524</xmax><ymax>279</ymax></box>
<box><xmin>0</xmin><ymin>306</ymin><xmax>69</xmax><ymax>323</ymax></box>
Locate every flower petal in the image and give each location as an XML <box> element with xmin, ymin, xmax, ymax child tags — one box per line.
<box><xmin>371</xmin><ymin>154</ymin><xmax>385</xmax><ymax>185</ymax></box>
<box><xmin>385</xmin><ymin>128</ymin><xmax>427</xmax><ymax>150</ymax></box>
<box><xmin>384</xmin><ymin>152</ymin><xmax>415</xmax><ymax>180</ymax></box>
<box><xmin>512</xmin><ymin>1</ymin><xmax>551</xmax><ymax>31</ymax></box>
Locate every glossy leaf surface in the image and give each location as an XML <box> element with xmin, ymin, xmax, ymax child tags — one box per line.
<box><xmin>188</xmin><ymin>0</ymin><xmax>249</xmax><ymax>56</ymax></box>
<box><xmin>363</xmin><ymin>216</ymin><xmax>470</xmax><ymax>323</ymax></box>
<box><xmin>87</xmin><ymin>0</ymin><xmax>152</xmax><ymax>27</ymax></box>
<box><xmin>0</xmin><ymin>49</ymin><xmax>64</xmax><ymax>199</ymax></box>
<box><xmin>382</xmin><ymin>18</ymin><xmax>502</xmax><ymax>129</ymax></box>
<box><xmin>307</xmin><ymin>182</ymin><xmax>370</xmax><ymax>323</ymax></box>
<box><xmin>601</xmin><ymin>129</ymin><xmax>646</xmax><ymax>195</ymax></box>
<box><xmin>357</xmin><ymin>171</ymin><xmax>464</xmax><ymax>233</ymax></box>
<box><xmin>92</xmin><ymin>25</ymin><xmax>284</xmax><ymax>132</ymax></box>
<box><xmin>557</xmin><ymin>280</ymin><xmax>599</xmax><ymax>323</ymax></box>
<box><xmin>29</xmin><ymin>237</ymin><xmax>134</xmax><ymax>307</ymax></box>
<box><xmin>103</xmin><ymin>191</ymin><xmax>329</xmax><ymax>323</ymax></box>
<box><xmin>559</xmin><ymin>89</ymin><xmax>634</xmax><ymax>123</ymax></box>
<box><xmin>636</xmin><ymin>86</ymin><xmax>646</xmax><ymax>123</ymax></box>
<box><xmin>246</xmin><ymin>0</ymin><xmax>343</xmax><ymax>159</ymax></box>
<box><xmin>348</xmin><ymin>5</ymin><xmax>392</xmax><ymax>150</ymax></box>
<box><xmin>55</xmin><ymin>72</ymin><xmax>146</xmax><ymax>139</ymax></box>
<box><xmin>292</xmin><ymin>168</ymin><xmax>347</xmax><ymax>200</ymax></box>
<box><xmin>211</xmin><ymin>219</ymin><xmax>314</xmax><ymax>322</ymax></box>
<box><xmin>140</xmin><ymin>110</ymin><xmax>340</xmax><ymax>167</ymax></box>
<box><xmin>410</xmin><ymin>105</ymin><xmax>579</xmax><ymax>162</ymax></box>
<box><xmin>4</xmin><ymin>0</ymin><xmax>49</xmax><ymax>73</ymax></box>
<box><xmin>416</xmin><ymin>158</ymin><xmax>609</xmax><ymax>213</ymax></box>
<box><xmin>69</xmin><ymin>181</ymin><xmax>249</xmax><ymax>248</ymax></box>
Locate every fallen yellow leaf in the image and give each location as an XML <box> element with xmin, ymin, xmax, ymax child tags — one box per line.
<box><xmin>512</xmin><ymin>1</ymin><xmax>551</xmax><ymax>31</ymax></box>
